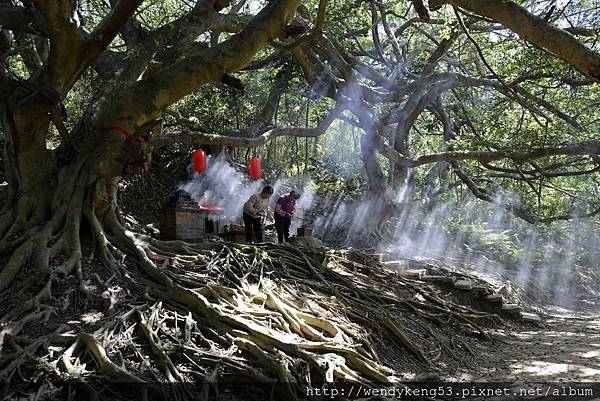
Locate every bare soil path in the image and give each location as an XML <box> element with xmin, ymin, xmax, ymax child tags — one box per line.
<box><xmin>465</xmin><ymin>311</ymin><xmax>600</xmax><ymax>382</ymax></box>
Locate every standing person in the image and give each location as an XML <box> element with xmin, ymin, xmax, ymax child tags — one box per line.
<box><xmin>274</xmin><ymin>190</ymin><xmax>300</xmax><ymax>243</ymax></box>
<box><xmin>242</xmin><ymin>186</ymin><xmax>274</xmax><ymax>243</ymax></box>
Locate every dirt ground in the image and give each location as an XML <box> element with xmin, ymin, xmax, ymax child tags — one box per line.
<box><xmin>2</xmin><ymin>260</ymin><xmax>599</xmax><ymax>401</ymax></box>
<box><xmin>472</xmin><ymin>310</ymin><xmax>600</xmax><ymax>382</ymax></box>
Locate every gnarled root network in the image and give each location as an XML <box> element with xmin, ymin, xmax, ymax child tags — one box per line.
<box><xmin>0</xmin><ymin>231</ymin><xmax>501</xmax><ymax>400</ymax></box>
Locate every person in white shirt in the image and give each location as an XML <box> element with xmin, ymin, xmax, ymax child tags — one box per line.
<box><xmin>242</xmin><ymin>185</ymin><xmax>274</xmax><ymax>243</ymax></box>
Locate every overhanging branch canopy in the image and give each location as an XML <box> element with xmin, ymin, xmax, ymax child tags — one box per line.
<box><xmin>379</xmin><ymin>140</ymin><xmax>600</xmax><ymax>168</ymax></box>
<box><xmin>430</xmin><ymin>0</ymin><xmax>600</xmax><ymax>81</ymax></box>
<box><xmin>150</xmin><ymin>103</ymin><xmax>344</xmax><ymax>149</ymax></box>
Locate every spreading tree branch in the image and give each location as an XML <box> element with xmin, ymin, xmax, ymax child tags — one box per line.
<box><xmin>0</xmin><ymin>4</ymin><xmax>49</xmax><ymax>36</ymax></box>
<box><xmin>87</xmin><ymin>0</ymin><xmax>145</xmax><ymax>55</ymax></box>
<box><xmin>274</xmin><ymin>0</ymin><xmax>328</xmax><ymax>50</ymax></box>
<box><xmin>379</xmin><ymin>140</ymin><xmax>600</xmax><ymax>168</ymax></box>
<box><xmin>150</xmin><ymin>103</ymin><xmax>343</xmax><ymax>149</ymax></box>
<box><xmin>109</xmin><ymin>0</ymin><xmax>301</xmax><ymax>129</ymax></box>
<box><xmin>430</xmin><ymin>0</ymin><xmax>600</xmax><ymax>81</ymax></box>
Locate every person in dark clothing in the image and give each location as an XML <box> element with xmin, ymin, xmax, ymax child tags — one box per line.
<box><xmin>274</xmin><ymin>190</ymin><xmax>300</xmax><ymax>243</ymax></box>
<box><xmin>242</xmin><ymin>186</ymin><xmax>273</xmax><ymax>243</ymax></box>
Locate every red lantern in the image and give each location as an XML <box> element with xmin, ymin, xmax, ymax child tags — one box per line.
<box><xmin>193</xmin><ymin>149</ymin><xmax>206</xmax><ymax>173</ymax></box>
<box><xmin>249</xmin><ymin>157</ymin><xmax>261</xmax><ymax>179</ymax></box>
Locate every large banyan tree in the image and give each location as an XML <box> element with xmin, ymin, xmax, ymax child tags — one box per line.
<box><xmin>1</xmin><ymin>0</ymin><xmax>600</xmax><ymax>398</ymax></box>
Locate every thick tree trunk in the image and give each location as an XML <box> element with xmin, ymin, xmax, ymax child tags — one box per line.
<box><xmin>2</xmin><ymin>92</ymin><xmax>56</xmax><ymax>226</ymax></box>
<box><xmin>0</xmin><ymin>0</ymin><xmax>301</xmax><ymax>310</ymax></box>
<box><xmin>0</xmin><ymin>89</ymin><xmax>145</xmax><ymax>296</ymax></box>
<box><xmin>359</xmin><ymin>130</ymin><xmax>386</xmax><ymax>196</ymax></box>
<box><xmin>357</xmin><ymin>128</ymin><xmax>394</xmax><ymax>244</ymax></box>
<box><xmin>391</xmin><ymin>122</ymin><xmax>411</xmax><ymax>191</ymax></box>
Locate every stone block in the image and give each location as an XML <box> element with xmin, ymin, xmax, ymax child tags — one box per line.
<box><xmin>366</xmin><ymin>253</ymin><xmax>385</xmax><ymax>262</ymax></box>
<box><xmin>382</xmin><ymin>260</ymin><xmax>410</xmax><ymax>271</ymax></box>
<box><xmin>520</xmin><ymin>312</ymin><xmax>541</xmax><ymax>323</ymax></box>
<box><xmin>398</xmin><ymin>269</ymin><xmax>426</xmax><ymax>279</ymax></box>
<box><xmin>486</xmin><ymin>294</ymin><xmax>503</xmax><ymax>303</ymax></box>
<box><xmin>501</xmin><ymin>303</ymin><xmax>520</xmax><ymax>313</ymax></box>
<box><xmin>421</xmin><ymin>275</ymin><xmax>454</xmax><ymax>284</ymax></box>
<box><xmin>454</xmin><ymin>280</ymin><xmax>473</xmax><ymax>290</ymax></box>
<box><xmin>380</xmin><ymin>253</ymin><xmax>402</xmax><ymax>263</ymax></box>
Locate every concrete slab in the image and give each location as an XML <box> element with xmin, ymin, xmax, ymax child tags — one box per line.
<box><xmin>421</xmin><ymin>275</ymin><xmax>455</xmax><ymax>284</ymax></box>
<box><xmin>382</xmin><ymin>260</ymin><xmax>410</xmax><ymax>271</ymax></box>
<box><xmin>502</xmin><ymin>303</ymin><xmax>521</xmax><ymax>313</ymax></box>
<box><xmin>520</xmin><ymin>312</ymin><xmax>542</xmax><ymax>323</ymax></box>
<box><xmin>398</xmin><ymin>269</ymin><xmax>426</xmax><ymax>279</ymax></box>
<box><xmin>380</xmin><ymin>253</ymin><xmax>403</xmax><ymax>263</ymax></box>
<box><xmin>454</xmin><ymin>279</ymin><xmax>474</xmax><ymax>290</ymax></box>
<box><xmin>366</xmin><ymin>253</ymin><xmax>386</xmax><ymax>262</ymax></box>
<box><xmin>486</xmin><ymin>294</ymin><xmax>504</xmax><ymax>303</ymax></box>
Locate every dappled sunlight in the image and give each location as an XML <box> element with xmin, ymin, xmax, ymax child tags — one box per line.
<box><xmin>506</xmin><ymin>330</ymin><xmax>590</xmax><ymax>339</ymax></box>
<box><xmin>586</xmin><ymin>320</ymin><xmax>600</xmax><ymax>330</ymax></box>
<box><xmin>80</xmin><ymin>312</ymin><xmax>104</xmax><ymax>324</ymax></box>
<box><xmin>510</xmin><ymin>361</ymin><xmax>568</xmax><ymax>377</ymax></box>
<box><xmin>495</xmin><ymin>313</ymin><xmax>600</xmax><ymax>382</ymax></box>
<box><xmin>510</xmin><ymin>360</ymin><xmax>600</xmax><ymax>379</ymax></box>
<box><xmin>578</xmin><ymin>350</ymin><xmax>600</xmax><ymax>359</ymax></box>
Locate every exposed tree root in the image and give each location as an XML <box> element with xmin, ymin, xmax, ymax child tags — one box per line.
<box><xmin>0</xmin><ymin>207</ymin><xmax>503</xmax><ymax>400</ymax></box>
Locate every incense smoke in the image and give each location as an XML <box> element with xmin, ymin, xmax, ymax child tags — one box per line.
<box><xmin>179</xmin><ymin>155</ymin><xmax>263</xmax><ymax>223</ymax></box>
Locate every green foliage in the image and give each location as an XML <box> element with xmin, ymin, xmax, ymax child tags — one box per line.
<box><xmin>4</xmin><ymin>0</ymin><xmax>597</xmax><ymax>219</ymax></box>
